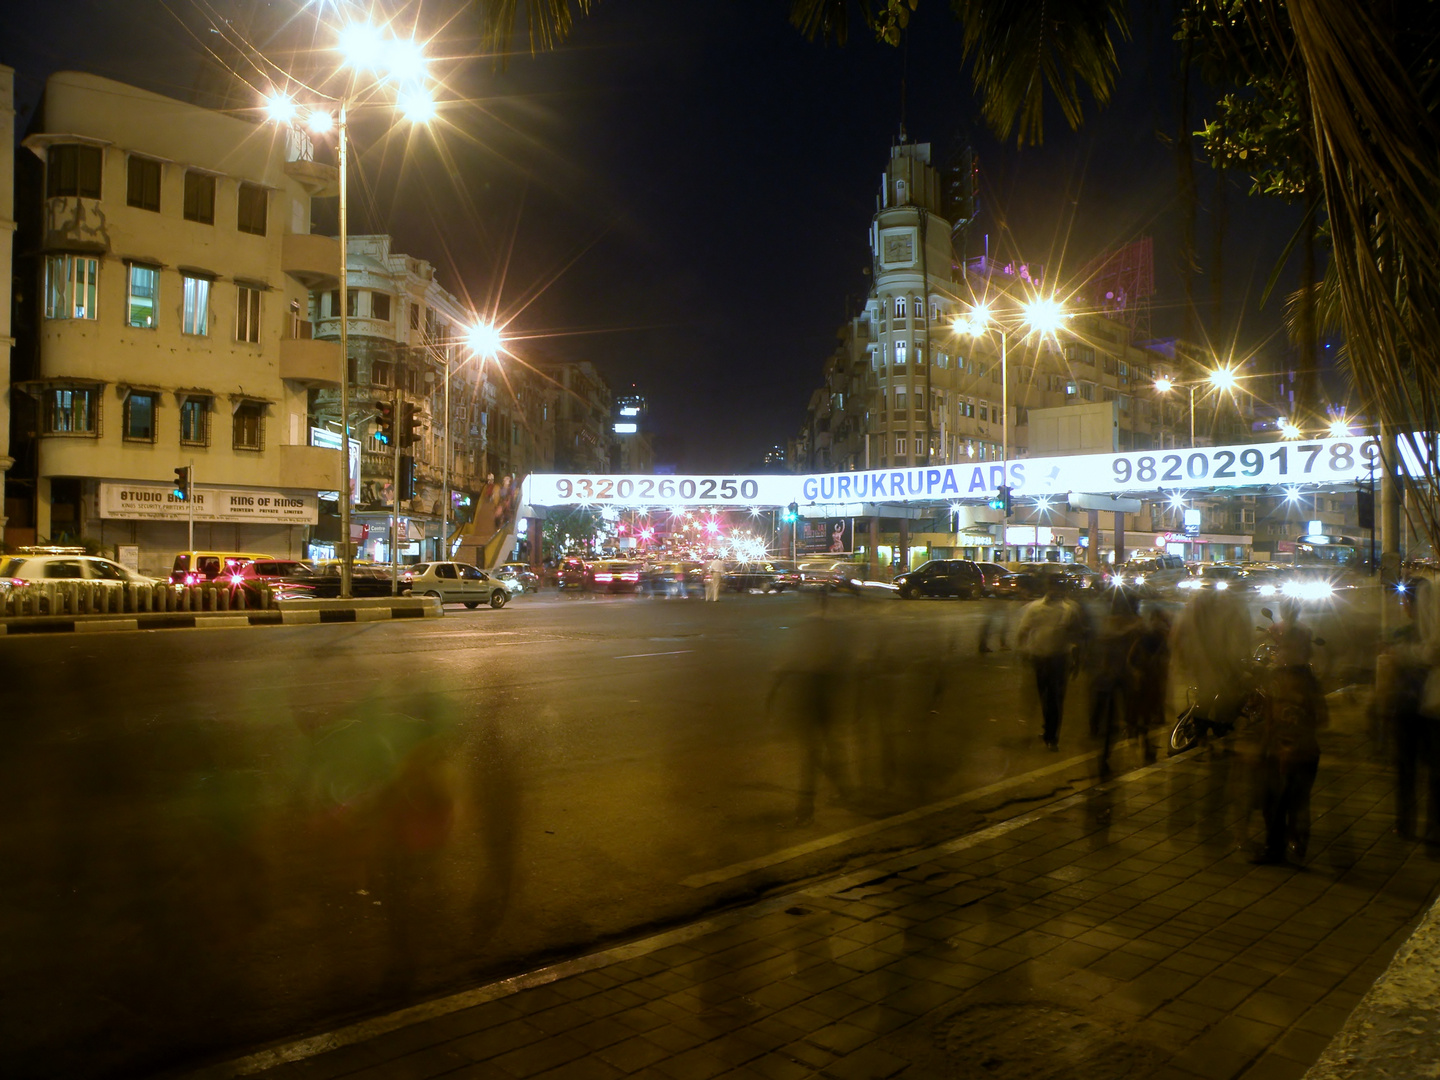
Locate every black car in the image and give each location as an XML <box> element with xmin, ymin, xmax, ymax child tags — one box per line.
<box><xmin>306</xmin><ymin>563</ymin><xmax>399</xmax><ymax>598</ymax></box>
<box><xmin>893</xmin><ymin>559</ymin><xmax>986</xmax><ymax>600</ymax></box>
<box><xmin>976</xmin><ymin>561</ymin><xmax>1012</xmax><ymax>596</ymax></box>
<box><xmin>992</xmin><ymin>562</ymin><xmax>1100</xmax><ymax>600</ymax></box>
<box><xmin>723</xmin><ymin>561</ymin><xmax>781</xmax><ymax>593</ymax></box>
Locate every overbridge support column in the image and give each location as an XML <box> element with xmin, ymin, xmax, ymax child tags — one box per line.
<box><xmin>898</xmin><ymin>518</ymin><xmax>910</xmax><ymax>573</ymax></box>
<box><xmin>1087</xmin><ymin>509</ymin><xmax>1100</xmax><ymax>570</ymax></box>
<box><xmin>868</xmin><ymin>517</ymin><xmax>880</xmax><ymax>580</ymax></box>
<box><xmin>1113</xmin><ymin>511</ymin><xmax>1126</xmax><ymax>568</ymax></box>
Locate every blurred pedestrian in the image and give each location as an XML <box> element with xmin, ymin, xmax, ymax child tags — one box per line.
<box><xmin>1172</xmin><ymin>586</ymin><xmax>1253</xmax><ymax>749</ymax></box>
<box><xmin>1381</xmin><ymin>578</ymin><xmax>1440</xmax><ymax>845</ymax></box>
<box><xmin>1253</xmin><ymin>600</ymin><xmax>1326</xmax><ymax>864</ymax></box>
<box><xmin>705</xmin><ymin>557</ymin><xmax>724</xmax><ymax>602</ymax></box>
<box><xmin>1017</xmin><ymin>580</ymin><xmax>1082</xmax><ymax>750</ymax></box>
<box><xmin>1091</xmin><ymin>589</ymin><xmax>1142</xmax><ymax>777</ymax></box>
<box><xmin>1128</xmin><ymin>606</ymin><xmax>1172</xmax><ymax>764</ymax></box>
<box><xmin>771</xmin><ymin>593</ymin><xmax>852</xmax><ymax>823</ymax></box>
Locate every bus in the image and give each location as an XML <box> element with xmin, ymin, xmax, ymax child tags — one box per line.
<box><xmin>1294</xmin><ymin>533</ymin><xmax>1362</xmax><ymax>570</ymax></box>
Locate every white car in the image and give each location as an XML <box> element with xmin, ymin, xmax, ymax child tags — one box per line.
<box><xmin>0</xmin><ymin>552</ymin><xmax>160</xmax><ymax>594</ymax></box>
<box><xmin>402</xmin><ymin>561</ymin><xmax>509</xmax><ymax>608</ymax></box>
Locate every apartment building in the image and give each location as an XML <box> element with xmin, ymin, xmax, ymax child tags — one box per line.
<box><xmin>1</xmin><ymin>66</ymin><xmax>15</xmax><ymax>543</ymax></box>
<box><xmin>553</xmin><ymin>361</ymin><xmax>612</xmax><ymax>473</ymax></box>
<box><xmin>8</xmin><ymin>72</ymin><xmax>340</xmax><ymax>576</ymax></box>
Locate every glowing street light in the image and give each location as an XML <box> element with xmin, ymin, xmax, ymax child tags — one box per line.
<box><xmin>1328</xmin><ymin>417</ymin><xmax>1351</xmax><ymax>438</ymax></box>
<box><xmin>1208</xmin><ymin>366</ymin><xmax>1238</xmax><ymax>392</ymax></box>
<box><xmin>466</xmin><ymin>321</ymin><xmax>503</xmax><ymax>358</ymax></box>
<box><xmin>1279</xmin><ymin>418</ymin><xmax>1302</xmax><ymax>439</ymax></box>
<box><xmin>264</xmin><ymin>90</ymin><xmax>298</xmax><ymax>125</ymax></box>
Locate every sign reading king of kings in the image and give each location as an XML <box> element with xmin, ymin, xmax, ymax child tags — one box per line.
<box><xmin>100</xmin><ymin>482</ymin><xmax>319</xmax><ymax>524</ymax></box>
<box><xmin>525</xmin><ymin>434</ymin><xmax>1390</xmax><ymax>509</ymax></box>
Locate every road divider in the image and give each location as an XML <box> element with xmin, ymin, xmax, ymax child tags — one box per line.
<box><xmin>0</xmin><ymin>595</ymin><xmax>442</xmax><ymax>636</ymax></box>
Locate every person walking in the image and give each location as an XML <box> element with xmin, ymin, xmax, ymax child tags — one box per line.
<box><xmin>705</xmin><ymin>557</ymin><xmax>725</xmax><ymax>602</ymax></box>
<box><xmin>1017</xmin><ymin>580</ymin><xmax>1082</xmax><ymax>751</ymax></box>
<box><xmin>1382</xmin><ymin>578</ymin><xmax>1440</xmax><ymax>846</ymax></box>
<box><xmin>1091</xmin><ymin>589</ymin><xmax>1142</xmax><ymax>777</ymax></box>
<box><xmin>1253</xmin><ymin>600</ymin><xmax>1327</xmax><ymax>864</ymax></box>
<box><xmin>1128</xmin><ymin>606</ymin><xmax>1172</xmax><ymax>764</ymax></box>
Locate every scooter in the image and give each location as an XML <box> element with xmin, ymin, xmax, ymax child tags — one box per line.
<box><xmin>1168</xmin><ymin>608</ymin><xmax>1321</xmax><ymax>755</ymax></box>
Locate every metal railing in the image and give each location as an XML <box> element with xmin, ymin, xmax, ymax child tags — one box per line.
<box><xmin>1</xmin><ymin>581</ymin><xmax>277</xmax><ymax>618</ymax></box>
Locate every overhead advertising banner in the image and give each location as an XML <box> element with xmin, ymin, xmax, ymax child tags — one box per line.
<box><xmin>798</xmin><ymin>518</ymin><xmax>853</xmax><ymax>555</ymax></box>
<box><xmin>524</xmin><ymin>433</ymin><xmax>1400</xmax><ymax>509</ymax></box>
<box><xmin>100</xmin><ymin>482</ymin><xmax>319</xmax><ymax>524</ymax></box>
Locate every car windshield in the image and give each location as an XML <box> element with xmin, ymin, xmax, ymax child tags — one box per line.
<box><xmin>254</xmin><ymin>561</ymin><xmax>310</xmax><ymax>576</ymax></box>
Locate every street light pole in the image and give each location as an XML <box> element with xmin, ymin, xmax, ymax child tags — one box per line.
<box><xmin>337</xmin><ymin>99</ymin><xmax>353</xmax><ymax>599</ymax></box>
<box><xmin>1189</xmin><ymin>386</ymin><xmax>1195</xmax><ymax>449</ymax></box>
<box><xmin>441</xmin><ymin>355</ymin><xmax>450</xmax><ymax>561</ymax></box>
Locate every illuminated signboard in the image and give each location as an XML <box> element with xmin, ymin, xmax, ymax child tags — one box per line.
<box><xmin>524</xmin><ymin>433</ymin><xmax>1396</xmax><ymax>508</ymax></box>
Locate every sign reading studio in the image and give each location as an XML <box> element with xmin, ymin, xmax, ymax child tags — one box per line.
<box><xmin>100</xmin><ymin>482</ymin><xmax>319</xmax><ymax>524</ymax></box>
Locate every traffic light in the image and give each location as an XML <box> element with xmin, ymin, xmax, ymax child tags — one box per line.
<box><xmin>1357</xmin><ymin>484</ymin><xmax>1375</xmax><ymax>530</ymax></box>
<box><xmin>783</xmin><ymin>502</ymin><xmax>798</xmax><ymax>523</ymax></box>
<box><xmin>987</xmin><ymin>486</ymin><xmax>1014</xmax><ymax>517</ymax></box>
<box><xmin>400</xmin><ymin>401</ymin><xmax>421</xmax><ymax>447</ymax></box>
<box><xmin>399</xmin><ymin>454</ymin><xmax>416</xmax><ymax>500</ymax></box>
<box><xmin>173</xmin><ymin>466</ymin><xmax>191</xmax><ymax>500</ymax></box>
<box><xmin>375</xmin><ymin>400</ymin><xmax>395</xmax><ymax>445</ymax></box>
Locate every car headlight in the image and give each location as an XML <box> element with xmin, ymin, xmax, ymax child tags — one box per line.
<box><xmin>1133</xmin><ymin>574</ymin><xmax>1147</xmax><ymax>586</ymax></box>
<box><xmin>1178</xmin><ymin>579</ymin><xmax>1198</xmax><ymax>590</ymax></box>
<box><xmin>1257</xmin><ymin>584</ymin><xmax>1277</xmax><ymax>597</ymax></box>
<box><xmin>1213</xmin><ymin>580</ymin><xmax>1229</xmax><ymax>591</ymax></box>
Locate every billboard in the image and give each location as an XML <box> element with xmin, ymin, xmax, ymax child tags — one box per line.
<box><xmin>799</xmin><ymin>517</ymin><xmax>853</xmax><ymax>556</ymax></box>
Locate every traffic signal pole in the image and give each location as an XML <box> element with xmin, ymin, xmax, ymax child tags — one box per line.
<box><xmin>187</xmin><ymin>458</ymin><xmax>194</xmax><ymax>557</ymax></box>
<box><xmin>391</xmin><ymin>392</ymin><xmax>401</xmax><ymax>596</ymax></box>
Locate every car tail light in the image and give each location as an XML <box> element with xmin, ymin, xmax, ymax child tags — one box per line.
<box><xmin>594</xmin><ymin>572</ymin><xmax>613</xmax><ymax>583</ymax></box>
<box><xmin>185</xmin><ymin>573</ymin><xmax>198</xmax><ymax>586</ymax></box>
<box><xmin>620</xmin><ymin>572</ymin><xmax>638</xmax><ymax>581</ymax></box>
<box><xmin>230</xmin><ymin>573</ymin><xmax>245</xmax><ymax>586</ymax></box>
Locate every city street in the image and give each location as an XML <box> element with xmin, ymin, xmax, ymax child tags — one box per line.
<box><xmin>1</xmin><ymin>590</ymin><xmax>1112</xmax><ymax>1077</ymax></box>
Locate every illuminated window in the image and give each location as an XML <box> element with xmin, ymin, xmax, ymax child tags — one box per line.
<box><xmin>43</xmin><ymin>387</ymin><xmax>97</xmax><ymax>434</ymax></box>
<box><xmin>894</xmin><ymin>340</ymin><xmax>907</xmax><ymax>366</ymax></box>
<box><xmin>126</xmin><ymin>264</ymin><xmax>158</xmax><ymax>328</ymax></box>
<box><xmin>182</xmin><ymin>275</ymin><xmax>210</xmax><ymax>335</ymax></box>
<box><xmin>894</xmin><ymin>296</ymin><xmax>906</xmax><ymax>319</ymax></box>
<box><xmin>44</xmin><ymin>255</ymin><xmax>99</xmax><ymax>320</ymax></box>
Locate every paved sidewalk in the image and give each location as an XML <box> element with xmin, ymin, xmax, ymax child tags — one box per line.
<box><xmin>193</xmin><ymin>730</ymin><xmax>1440</xmax><ymax>1080</ymax></box>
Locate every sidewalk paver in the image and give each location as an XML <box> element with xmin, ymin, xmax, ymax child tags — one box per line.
<box><xmin>202</xmin><ymin>734</ymin><xmax>1440</xmax><ymax>1080</ymax></box>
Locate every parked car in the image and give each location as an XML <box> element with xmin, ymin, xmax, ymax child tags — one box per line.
<box><xmin>170</xmin><ymin>550</ymin><xmax>273</xmax><ymax>586</ymax></box>
<box><xmin>976</xmin><ymin>561</ymin><xmax>1012</xmax><ymax>596</ymax></box>
<box><xmin>403</xmin><ymin>561</ymin><xmax>510</xmax><ymax>607</ymax></box>
<box><xmin>992</xmin><ymin>562</ymin><xmax>1100</xmax><ymax>600</ymax></box>
<box><xmin>494</xmin><ymin>562</ymin><xmax>541</xmax><ymax>594</ymax></box>
<box><xmin>893</xmin><ymin>559</ymin><xmax>986</xmax><ymax>600</ymax></box>
<box><xmin>585</xmin><ymin>560</ymin><xmax>642</xmax><ymax>594</ymax></box>
<box><xmin>0</xmin><ymin>551</ymin><xmax>160</xmax><ymax>596</ymax></box>
<box><xmin>306</xmin><ymin>562</ymin><xmax>404</xmax><ymax>598</ymax></box>
<box><xmin>228</xmin><ymin>559</ymin><xmax>316</xmax><ymax>602</ymax></box>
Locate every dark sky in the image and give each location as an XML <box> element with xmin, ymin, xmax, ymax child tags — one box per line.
<box><xmin>5</xmin><ymin>1</ymin><xmax>1303</xmax><ymax>470</ymax></box>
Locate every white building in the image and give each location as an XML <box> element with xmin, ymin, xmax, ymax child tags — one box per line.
<box><xmin>10</xmin><ymin>72</ymin><xmax>341</xmax><ymax>576</ymax></box>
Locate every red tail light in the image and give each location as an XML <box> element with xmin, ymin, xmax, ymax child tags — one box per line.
<box><xmin>620</xmin><ymin>572</ymin><xmax>638</xmax><ymax>581</ymax></box>
<box><xmin>594</xmin><ymin>572</ymin><xmax>613</xmax><ymax>582</ymax></box>
<box><xmin>230</xmin><ymin>574</ymin><xmax>245</xmax><ymax>586</ymax></box>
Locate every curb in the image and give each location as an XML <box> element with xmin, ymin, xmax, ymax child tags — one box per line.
<box><xmin>0</xmin><ymin>597</ymin><xmax>442</xmax><ymax>636</ymax></box>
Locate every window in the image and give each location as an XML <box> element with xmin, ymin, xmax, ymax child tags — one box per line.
<box><xmin>979</xmin><ymin>402</ymin><xmax>989</xmax><ymax>422</ymax></box>
<box><xmin>236</xmin><ymin>183</ymin><xmax>267</xmax><ymax>235</ymax></box>
<box><xmin>233</xmin><ymin>402</ymin><xmax>263</xmax><ymax>450</ymax></box>
<box><xmin>47</xmin><ymin>144</ymin><xmax>102</xmax><ymax>198</ymax></box>
<box><xmin>127</xmin><ymin>264</ymin><xmax>159</xmax><ymax>328</ymax></box>
<box><xmin>182</xmin><ymin>275</ymin><xmax>210</xmax><ymax>335</ymax></box>
<box><xmin>124</xmin><ymin>392</ymin><xmax>156</xmax><ymax>442</ymax></box>
<box><xmin>183</xmin><ymin>171</ymin><xmax>215</xmax><ymax>224</ymax></box>
<box><xmin>894</xmin><ymin>387</ymin><xmax>907</xmax><ymax>415</ymax></box>
<box><xmin>936</xmin><ymin>351</ymin><xmax>947</xmax><ymax>369</ymax></box>
<box><xmin>410</xmin><ymin>304</ymin><xmax>420</xmax><ymax>330</ymax></box>
<box><xmin>894</xmin><ymin>297</ymin><xmax>906</xmax><ymax>319</ymax></box>
<box><xmin>894</xmin><ymin>340</ymin><xmax>907</xmax><ymax>366</ymax></box>
<box><xmin>961</xmin><ymin>398</ymin><xmax>975</xmax><ymax>418</ymax></box>
<box><xmin>44</xmin><ymin>255</ymin><xmax>99</xmax><ymax>320</ymax></box>
<box><xmin>126</xmin><ymin>156</ymin><xmax>161</xmax><ymax>211</ymax></box>
<box><xmin>372</xmin><ymin>360</ymin><xmax>393</xmax><ymax>387</ymax></box>
<box><xmin>327</xmin><ymin>289</ymin><xmax>357</xmax><ymax>318</ymax></box>
<box><xmin>371</xmin><ymin>292</ymin><xmax>391</xmax><ymax>321</ymax></box>
<box><xmin>44</xmin><ymin>387</ymin><xmax>98</xmax><ymax>434</ymax></box>
<box><xmin>1080</xmin><ymin>382</ymin><xmax>1095</xmax><ymax>401</ymax></box>
<box><xmin>180</xmin><ymin>398</ymin><xmax>210</xmax><ymax>446</ymax></box>
<box><xmin>896</xmin><ymin>437</ymin><xmax>907</xmax><ymax>457</ymax></box>
<box><xmin>425</xmin><ymin>307</ymin><xmax>436</xmax><ymax>338</ymax></box>
<box><xmin>1118</xmin><ymin>361</ymin><xmax>1129</xmax><ymax>379</ymax></box>
<box><xmin>236</xmin><ymin>285</ymin><xmax>261</xmax><ymax>343</ymax></box>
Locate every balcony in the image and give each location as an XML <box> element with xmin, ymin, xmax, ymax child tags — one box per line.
<box><xmin>281</xmin><ymin>444</ymin><xmax>340</xmax><ymax>491</ymax></box>
<box><xmin>282</xmin><ymin>232</ymin><xmax>341</xmax><ymax>288</ymax></box>
<box><xmin>280</xmin><ymin>336</ymin><xmax>342</xmax><ymax>387</ymax></box>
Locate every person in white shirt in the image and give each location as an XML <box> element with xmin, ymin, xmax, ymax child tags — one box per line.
<box><xmin>705</xmin><ymin>557</ymin><xmax>725</xmax><ymax>602</ymax></box>
<box><xmin>1017</xmin><ymin>581</ymin><xmax>1082</xmax><ymax>750</ymax></box>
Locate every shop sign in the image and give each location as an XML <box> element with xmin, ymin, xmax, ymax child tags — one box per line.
<box><xmin>799</xmin><ymin>518</ymin><xmax>853</xmax><ymax>555</ymax></box>
<box><xmin>99</xmin><ymin>482</ymin><xmax>318</xmax><ymax>524</ymax></box>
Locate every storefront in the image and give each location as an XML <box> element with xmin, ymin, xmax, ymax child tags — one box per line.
<box><xmin>96</xmin><ymin>480</ymin><xmax>319</xmax><ymax>579</ymax></box>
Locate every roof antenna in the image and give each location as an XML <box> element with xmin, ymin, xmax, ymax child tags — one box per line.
<box><xmin>898</xmin><ymin>31</ymin><xmax>909</xmax><ymax>143</ymax></box>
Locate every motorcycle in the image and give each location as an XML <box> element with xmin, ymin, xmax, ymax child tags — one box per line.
<box><xmin>1167</xmin><ymin>608</ymin><xmax>1323</xmax><ymax>755</ymax></box>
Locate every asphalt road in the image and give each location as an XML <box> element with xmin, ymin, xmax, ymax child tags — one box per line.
<box><xmin>0</xmin><ymin>586</ymin><xmax>1382</xmax><ymax>1077</ymax></box>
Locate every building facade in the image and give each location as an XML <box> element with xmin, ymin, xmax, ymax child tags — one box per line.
<box><xmin>9</xmin><ymin>72</ymin><xmax>340</xmax><ymax>576</ymax></box>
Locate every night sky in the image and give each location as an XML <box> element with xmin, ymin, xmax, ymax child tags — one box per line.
<box><xmin>5</xmin><ymin>1</ymin><xmax>1304</xmax><ymax>470</ymax></box>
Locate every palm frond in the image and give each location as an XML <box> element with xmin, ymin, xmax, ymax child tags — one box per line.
<box><xmin>475</xmin><ymin>0</ymin><xmax>595</xmax><ymax>60</ymax></box>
